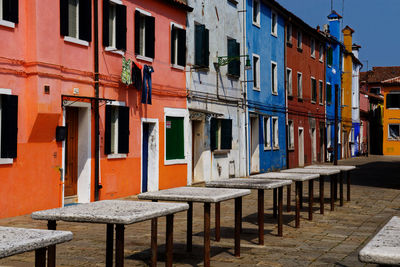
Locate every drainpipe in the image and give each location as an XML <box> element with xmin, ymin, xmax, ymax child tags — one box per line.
<box><xmin>94</xmin><ymin>0</ymin><xmax>101</xmax><ymax>200</ymax></box>
<box><xmin>242</xmin><ymin>0</ymin><xmax>249</xmax><ymax>176</ymax></box>
<box><xmin>284</xmin><ymin>22</ymin><xmax>289</xmax><ymax>169</ymax></box>
<box><xmin>334</xmin><ymin>84</ymin><xmax>338</xmax><ymax>165</ymax></box>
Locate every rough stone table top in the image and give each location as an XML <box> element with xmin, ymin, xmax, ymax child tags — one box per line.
<box><xmin>250</xmin><ymin>172</ymin><xmax>319</xmax><ymax>181</ymax></box>
<box><xmin>305</xmin><ymin>165</ymin><xmax>356</xmax><ymax>171</ymax></box>
<box><xmin>205</xmin><ymin>178</ymin><xmax>292</xmax><ymax>190</ymax></box>
<box><xmin>359</xmin><ymin>216</ymin><xmax>400</xmax><ymax>265</ymax></box>
<box><xmin>138</xmin><ymin>187</ymin><xmax>251</xmax><ymax>203</ymax></box>
<box><xmin>31</xmin><ymin>200</ymin><xmax>188</xmax><ymax>225</ymax></box>
<box><xmin>281</xmin><ymin>168</ymin><xmax>340</xmax><ymax>175</ymax></box>
<box><xmin>0</xmin><ymin>226</ymin><xmax>72</xmax><ymax>259</ymax></box>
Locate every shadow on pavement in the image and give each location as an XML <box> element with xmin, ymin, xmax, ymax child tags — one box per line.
<box><xmin>350</xmin><ymin>161</ymin><xmax>400</xmax><ymax>189</ymax></box>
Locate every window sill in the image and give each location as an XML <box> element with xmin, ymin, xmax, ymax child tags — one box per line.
<box><xmin>171</xmin><ymin>64</ymin><xmax>185</xmax><ymax>71</ymax></box>
<box><xmin>297</xmin><ymin>98</ymin><xmax>303</xmax><ymax>102</ymax></box>
<box><xmin>192</xmin><ymin>65</ymin><xmax>209</xmax><ymax>72</ymax></box>
<box><xmin>273</xmin><ymin>146</ymin><xmax>280</xmax><ymax>150</ymax></box>
<box><xmin>319</xmin><ymin>102</ymin><xmax>324</xmax><ymax>106</ymax></box>
<box><xmin>105</xmin><ymin>47</ymin><xmax>125</xmax><ymax>56</ymax></box>
<box><xmin>272</xmin><ymin>92</ymin><xmax>278</xmax><ymax>96</ymax></box>
<box><xmin>136</xmin><ymin>54</ymin><xmax>153</xmax><ymax>63</ymax></box>
<box><xmin>319</xmin><ymin>59</ymin><xmax>323</xmax><ymax>63</ymax></box>
<box><xmin>0</xmin><ymin>19</ymin><xmax>15</xmax><ymax>29</ymax></box>
<box><xmin>64</xmin><ymin>36</ymin><xmax>89</xmax><ymax>47</ymax></box>
<box><xmin>264</xmin><ymin>146</ymin><xmax>271</xmax><ymax>151</ymax></box>
<box><xmin>286</xmin><ymin>41</ymin><xmax>292</xmax><ymax>47</ymax></box>
<box><xmin>297</xmin><ymin>47</ymin><xmax>303</xmax><ymax>52</ymax></box>
<box><xmin>107</xmin><ymin>154</ymin><xmax>127</xmax><ymax>159</ymax></box>
<box><xmin>165</xmin><ymin>158</ymin><xmax>186</xmax><ymax>165</ymax></box>
<box><xmin>252</xmin><ymin>22</ymin><xmax>260</xmax><ymax>28</ymax></box>
<box><xmin>311</xmin><ymin>100</ymin><xmax>316</xmax><ymax>104</ymax></box>
<box><xmin>311</xmin><ymin>55</ymin><xmax>316</xmax><ymax>59</ymax></box>
<box><xmin>271</xmin><ymin>32</ymin><xmax>278</xmax><ymax>38</ymax></box>
<box><xmin>0</xmin><ymin>158</ymin><xmax>13</xmax><ymax>165</ymax></box>
<box><xmin>213</xmin><ymin>149</ymin><xmax>230</xmax><ymax>155</ymax></box>
<box><xmin>288</xmin><ymin>147</ymin><xmax>295</xmax><ymax>151</ymax></box>
<box><xmin>227</xmin><ymin>73</ymin><xmax>240</xmax><ymax>80</ymax></box>
<box><xmin>253</xmin><ymin>87</ymin><xmax>261</xmax><ymax>91</ymax></box>
<box><xmin>110</xmin><ymin>0</ymin><xmax>123</xmax><ymax>4</ymax></box>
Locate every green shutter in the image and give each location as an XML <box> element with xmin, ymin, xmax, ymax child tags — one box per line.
<box><xmin>220</xmin><ymin>119</ymin><xmax>232</xmax><ymax>149</ymax></box>
<box><xmin>210</xmin><ymin>118</ymin><xmax>217</xmax><ymax>151</ymax></box>
<box><xmin>166</xmin><ymin>116</ymin><xmax>184</xmax><ymax>160</ymax></box>
<box><xmin>327</xmin><ymin>84</ymin><xmax>332</xmax><ymax>104</ymax></box>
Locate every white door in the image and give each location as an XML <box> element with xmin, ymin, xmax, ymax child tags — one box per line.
<box><xmin>298</xmin><ymin>127</ymin><xmax>304</xmax><ymax>166</ymax></box>
<box><xmin>250</xmin><ymin>116</ymin><xmax>260</xmax><ymax>173</ymax></box>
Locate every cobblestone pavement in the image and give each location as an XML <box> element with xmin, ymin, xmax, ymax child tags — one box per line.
<box><xmin>1</xmin><ymin>155</ymin><xmax>399</xmax><ymax>267</ymax></box>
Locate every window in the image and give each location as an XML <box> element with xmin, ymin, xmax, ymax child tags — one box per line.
<box><xmin>327</xmin><ymin>83</ymin><xmax>332</xmax><ymax>104</ymax></box>
<box><xmin>297</xmin><ymin>72</ymin><xmax>302</xmax><ymax>99</ymax></box>
<box><xmin>271</xmin><ymin>11</ymin><xmax>277</xmax><ymax>36</ymax></box>
<box><xmin>0</xmin><ymin>92</ymin><xmax>18</xmax><ymax>163</ymax></box>
<box><xmin>171</xmin><ymin>24</ymin><xmax>186</xmax><ymax>67</ymax></box>
<box><xmin>263</xmin><ymin>116</ymin><xmax>271</xmax><ymax>149</ymax></box>
<box><xmin>310</xmin><ymin>38</ymin><xmax>315</xmax><ymax>58</ymax></box>
<box><xmin>194</xmin><ymin>24</ymin><xmax>209</xmax><ymax>68</ymax></box>
<box><xmin>227</xmin><ymin>38</ymin><xmax>240</xmax><ymax>77</ymax></box>
<box><xmin>166</xmin><ymin>116</ymin><xmax>185</xmax><ymax>159</ymax></box>
<box><xmin>386</xmin><ymin>92</ymin><xmax>400</xmax><ymax>109</ymax></box>
<box><xmin>271</xmin><ymin>61</ymin><xmax>277</xmax><ymax>94</ymax></box>
<box><xmin>286</xmin><ymin>68</ymin><xmax>292</xmax><ymax>96</ymax></box>
<box><xmin>105</xmin><ymin>104</ymin><xmax>129</xmax><ymax>155</ymax></box>
<box><xmin>288</xmin><ymin>120</ymin><xmax>294</xmax><ymax>149</ymax></box>
<box><xmin>371</xmin><ymin>87</ymin><xmax>381</xmax><ymax>95</ymax></box>
<box><xmin>388</xmin><ymin>124</ymin><xmax>400</xmax><ymax>140</ymax></box>
<box><xmin>297</xmin><ymin>30</ymin><xmax>302</xmax><ymax>49</ymax></box>
<box><xmin>319</xmin><ymin>44</ymin><xmax>324</xmax><ymax>62</ymax></box>
<box><xmin>338</xmin><ymin>123</ymin><xmax>341</xmax><ymax>144</ymax></box>
<box><xmin>286</xmin><ymin>23</ymin><xmax>292</xmax><ymax>43</ymax></box>
<box><xmin>60</xmin><ymin>0</ymin><xmax>91</xmax><ymax>42</ymax></box>
<box><xmin>319</xmin><ymin>80</ymin><xmax>323</xmax><ymax>104</ymax></box>
<box><xmin>102</xmin><ymin>1</ymin><xmax>126</xmax><ymax>50</ymax></box>
<box><xmin>252</xmin><ymin>0</ymin><xmax>260</xmax><ymax>25</ymax></box>
<box><xmin>210</xmin><ymin>118</ymin><xmax>232</xmax><ymax>151</ymax></box>
<box><xmin>272</xmin><ymin>117</ymin><xmax>279</xmax><ymax>149</ymax></box>
<box><xmin>135</xmin><ymin>10</ymin><xmax>155</xmax><ymax>59</ymax></box>
<box><xmin>0</xmin><ymin>0</ymin><xmax>18</xmax><ymax>25</ymax></box>
<box><xmin>253</xmin><ymin>55</ymin><xmax>260</xmax><ymax>90</ymax></box>
<box><xmin>327</xmin><ymin>46</ymin><xmax>333</xmax><ymax>66</ymax></box>
<box><xmin>327</xmin><ymin>124</ymin><xmax>332</xmax><ymax>148</ymax></box>
<box><xmin>311</xmin><ymin>77</ymin><xmax>317</xmax><ymax>103</ymax></box>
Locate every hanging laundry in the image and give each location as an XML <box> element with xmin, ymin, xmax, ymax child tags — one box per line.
<box><xmin>121</xmin><ymin>57</ymin><xmax>132</xmax><ymax>85</ymax></box>
<box><xmin>141</xmin><ymin>65</ymin><xmax>154</xmax><ymax>104</ymax></box>
<box><xmin>132</xmin><ymin>61</ymin><xmax>143</xmax><ymax>91</ymax></box>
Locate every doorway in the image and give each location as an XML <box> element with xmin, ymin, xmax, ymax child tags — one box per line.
<box><xmin>319</xmin><ymin>124</ymin><xmax>325</xmax><ymax>162</ymax></box>
<box><xmin>65</xmin><ymin>107</ymin><xmax>79</xmax><ymax>198</ymax></box>
<box><xmin>250</xmin><ymin>116</ymin><xmax>260</xmax><ymax>174</ymax></box>
<box><xmin>141</xmin><ymin>120</ymin><xmax>158</xmax><ymax>192</ymax></box>
<box><xmin>192</xmin><ymin>120</ymin><xmax>204</xmax><ymax>183</ymax></box>
<box><xmin>298</xmin><ymin>127</ymin><xmax>304</xmax><ymax>166</ymax></box>
<box><xmin>311</xmin><ymin>127</ymin><xmax>317</xmax><ymax>162</ymax></box>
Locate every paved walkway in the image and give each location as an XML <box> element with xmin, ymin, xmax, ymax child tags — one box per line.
<box><xmin>1</xmin><ymin>155</ymin><xmax>399</xmax><ymax>266</ymax></box>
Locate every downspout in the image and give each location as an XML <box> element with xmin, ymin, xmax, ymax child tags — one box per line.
<box><xmin>94</xmin><ymin>0</ymin><xmax>101</xmax><ymax>201</ymax></box>
<box><xmin>284</xmin><ymin>21</ymin><xmax>289</xmax><ymax>169</ymax></box>
<box><xmin>242</xmin><ymin>0</ymin><xmax>249</xmax><ymax>176</ymax></box>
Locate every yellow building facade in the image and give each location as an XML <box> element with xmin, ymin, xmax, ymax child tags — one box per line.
<box><xmin>382</xmin><ymin>79</ymin><xmax>400</xmax><ymax>155</ymax></box>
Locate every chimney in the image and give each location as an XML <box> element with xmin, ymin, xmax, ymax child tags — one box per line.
<box><xmin>327</xmin><ymin>10</ymin><xmax>342</xmax><ymax>39</ymax></box>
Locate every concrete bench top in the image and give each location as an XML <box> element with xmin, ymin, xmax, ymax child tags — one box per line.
<box><xmin>281</xmin><ymin>168</ymin><xmax>340</xmax><ymax>175</ymax></box>
<box><xmin>206</xmin><ymin>178</ymin><xmax>292</xmax><ymax>190</ymax></box>
<box><xmin>0</xmin><ymin>226</ymin><xmax>72</xmax><ymax>259</ymax></box>
<box><xmin>250</xmin><ymin>172</ymin><xmax>319</xmax><ymax>181</ymax></box>
<box><xmin>305</xmin><ymin>165</ymin><xmax>356</xmax><ymax>171</ymax></box>
<box><xmin>31</xmin><ymin>200</ymin><xmax>188</xmax><ymax>225</ymax></box>
<box><xmin>138</xmin><ymin>187</ymin><xmax>251</xmax><ymax>203</ymax></box>
<box><xmin>359</xmin><ymin>216</ymin><xmax>400</xmax><ymax>265</ymax></box>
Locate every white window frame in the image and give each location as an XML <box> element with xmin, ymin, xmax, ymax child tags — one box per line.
<box><xmin>63</xmin><ymin>0</ymin><xmax>90</xmax><ymax>46</ymax></box>
<box><xmin>164</xmin><ymin>107</ymin><xmax>189</xmax><ymax>165</ymax></box>
<box><xmin>263</xmin><ymin>116</ymin><xmax>271</xmax><ymax>150</ymax></box>
<box><xmin>135</xmin><ymin>8</ymin><xmax>153</xmax><ymax>62</ymax></box>
<box><xmin>253</xmin><ymin>54</ymin><xmax>260</xmax><ymax>91</ymax></box>
<box><xmin>310</xmin><ymin>38</ymin><xmax>315</xmax><ymax>58</ymax></box>
<box><xmin>0</xmin><ymin>88</ymin><xmax>13</xmax><ymax>165</ymax></box>
<box><xmin>297</xmin><ymin>72</ymin><xmax>303</xmax><ymax>99</ymax></box>
<box><xmin>319</xmin><ymin>44</ymin><xmax>324</xmax><ymax>62</ymax></box>
<box><xmin>388</xmin><ymin>124</ymin><xmax>400</xmax><ymax>140</ymax></box>
<box><xmin>297</xmin><ymin>30</ymin><xmax>302</xmax><ymax>49</ymax></box>
<box><xmin>327</xmin><ymin>124</ymin><xmax>332</xmax><ymax>148</ymax></box>
<box><xmin>107</xmin><ymin>101</ymin><xmax>127</xmax><ymax>159</ymax></box>
<box><xmin>286</xmin><ymin>23</ymin><xmax>292</xmax><ymax>44</ymax></box>
<box><xmin>271</xmin><ymin>61</ymin><xmax>278</xmax><ymax>95</ymax></box>
<box><xmin>311</xmin><ymin>77</ymin><xmax>316</xmax><ymax>103</ymax></box>
<box><xmin>0</xmin><ymin>0</ymin><xmax>15</xmax><ymax>28</ymax></box>
<box><xmin>286</xmin><ymin>67</ymin><xmax>292</xmax><ymax>96</ymax></box>
<box><xmin>319</xmin><ymin>80</ymin><xmax>323</xmax><ymax>104</ymax></box>
<box><xmin>338</xmin><ymin>123</ymin><xmax>341</xmax><ymax>144</ymax></box>
<box><xmin>272</xmin><ymin>116</ymin><xmax>279</xmax><ymax>149</ymax></box>
<box><xmin>252</xmin><ymin>0</ymin><xmax>260</xmax><ymax>27</ymax></box>
<box><xmin>288</xmin><ymin>120</ymin><xmax>294</xmax><ymax>150</ymax></box>
<box><xmin>271</xmin><ymin>11</ymin><xmax>278</xmax><ymax>37</ymax></box>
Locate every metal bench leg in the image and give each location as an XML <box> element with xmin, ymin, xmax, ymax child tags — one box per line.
<box><xmin>278</xmin><ymin>187</ymin><xmax>283</xmax><ymax>237</ymax></box>
<box><xmin>287</xmin><ymin>184</ymin><xmax>291</xmax><ymax>212</ymax></box>
<box><xmin>106</xmin><ymin>223</ymin><xmax>114</xmax><ymax>267</ymax></box>
<box><xmin>204</xmin><ymin>202</ymin><xmax>211</xmax><ymax>267</ymax></box>
<box><xmin>215</xmin><ymin>202</ymin><xmax>220</xmax><ymax>242</ymax></box>
<box><xmin>258</xmin><ymin>189</ymin><xmax>264</xmax><ymax>245</ymax></box>
<box><xmin>35</xmin><ymin>247</ymin><xmax>47</xmax><ymax>267</ymax></box>
<box><xmin>330</xmin><ymin>176</ymin><xmax>335</xmax><ymax>211</ymax></box>
<box><xmin>234</xmin><ymin>197</ymin><xmax>242</xmax><ymax>257</ymax></box>
<box><xmin>347</xmin><ymin>171</ymin><xmax>351</xmax><ymax>201</ymax></box>
<box><xmin>340</xmin><ymin>172</ymin><xmax>344</xmax><ymax>206</ymax></box>
<box><xmin>115</xmin><ymin>224</ymin><xmax>125</xmax><ymax>267</ymax></box>
<box><xmin>151</xmin><ymin>218</ymin><xmax>157</xmax><ymax>267</ymax></box>
<box><xmin>187</xmin><ymin>201</ymin><xmax>193</xmax><ymax>252</ymax></box>
<box><xmin>308</xmin><ymin>179</ymin><xmax>314</xmax><ymax>220</ymax></box>
<box><xmin>273</xmin><ymin>188</ymin><xmax>277</xmax><ymax>218</ymax></box>
<box><xmin>166</xmin><ymin>214</ymin><xmax>174</xmax><ymax>267</ymax></box>
<box><xmin>299</xmin><ymin>182</ymin><xmax>303</xmax><ymax>209</ymax></box>
<box><xmin>47</xmin><ymin>220</ymin><xmax>57</xmax><ymax>267</ymax></box>
<box><xmin>295</xmin><ymin>181</ymin><xmax>300</xmax><ymax>228</ymax></box>
<box><xmin>319</xmin><ymin>177</ymin><xmax>324</xmax><ymax>214</ymax></box>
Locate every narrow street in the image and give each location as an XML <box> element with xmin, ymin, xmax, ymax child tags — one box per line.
<box><xmin>0</xmin><ymin>155</ymin><xmax>399</xmax><ymax>266</ymax></box>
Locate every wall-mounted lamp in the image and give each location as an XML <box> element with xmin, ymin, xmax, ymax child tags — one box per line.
<box><xmin>213</xmin><ymin>55</ymin><xmax>252</xmax><ymax>71</ymax></box>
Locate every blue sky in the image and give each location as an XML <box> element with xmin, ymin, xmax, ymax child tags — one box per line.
<box><xmin>276</xmin><ymin>0</ymin><xmax>399</xmax><ymax>70</ymax></box>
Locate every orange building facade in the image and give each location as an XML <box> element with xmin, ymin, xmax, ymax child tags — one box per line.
<box><xmin>382</xmin><ymin>77</ymin><xmax>400</xmax><ymax>155</ymax></box>
<box><xmin>0</xmin><ymin>0</ymin><xmax>191</xmax><ymax>218</ymax></box>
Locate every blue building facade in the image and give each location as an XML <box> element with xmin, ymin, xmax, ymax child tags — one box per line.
<box><xmin>246</xmin><ymin>0</ymin><xmax>286</xmax><ymax>173</ymax></box>
<box><xmin>325</xmin><ymin>11</ymin><xmax>343</xmax><ymax>161</ymax></box>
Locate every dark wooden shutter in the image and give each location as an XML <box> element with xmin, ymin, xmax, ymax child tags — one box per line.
<box><xmin>221</xmin><ymin>119</ymin><xmax>232</xmax><ymax>150</ymax></box>
<box><xmin>228</xmin><ymin>40</ymin><xmax>240</xmax><ymax>77</ymax></box>
<box><xmin>210</xmin><ymin>118</ymin><xmax>217</xmax><ymax>151</ymax></box>
<box><xmin>203</xmin><ymin>28</ymin><xmax>209</xmax><ymax>67</ymax></box>
<box><xmin>145</xmin><ymin>16</ymin><xmax>155</xmax><ymax>58</ymax></box>
<box><xmin>118</xmin><ymin>106</ymin><xmax>129</xmax><ymax>154</ymax></box>
<box><xmin>102</xmin><ymin>0</ymin><xmax>109</xmax><ymax>47</ymax></box>
<box><xmin>79</xmin><ymin>0</ymin><xmax>92</xmax><ymax>42</ymax></box>
<box><xmin>1</xmin><ymin>95</ymin><xmax>18</xmax><ymax>158</ymax></box>
<box><xmin>194</xmin><ymin>24</ymin><xmax>203</xmax><ymax>66</ymax></box>
<box><xmin>134</xmin><ymin>10</ymin><xmax>140</xmax><ymax>54</ymax></box>
<box><xmin>60</xmin><ymin>0</ymin><xmax>69</xmax><ymax>36</ymax></box>
<box><xmin>3</xmin><ymin>0</ymin><xmax>18</xmax><ymax>23</ymax></box>
<box><xmin>234</xmin><ymin>41</ymin><xmax>240</xmax><ymax>76</ymax></box>
<box><xmin>177</xmin><ymin>28</ymin><xmax>186</xmax><ymax>66</ymax></box>
<box><xmin>104</xmin><ymin>105</ymin><xmax>111</xmax><ymax>154</ymax></box>
<box><xmin>116</xmin><ymin>4</ymin><xmax>126</xmax><ymax>50</ymax></box>
<box><xmin>171</xmin><ymin>25</ymin><xmax>176</xmax><ymax>64</ymax></box>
